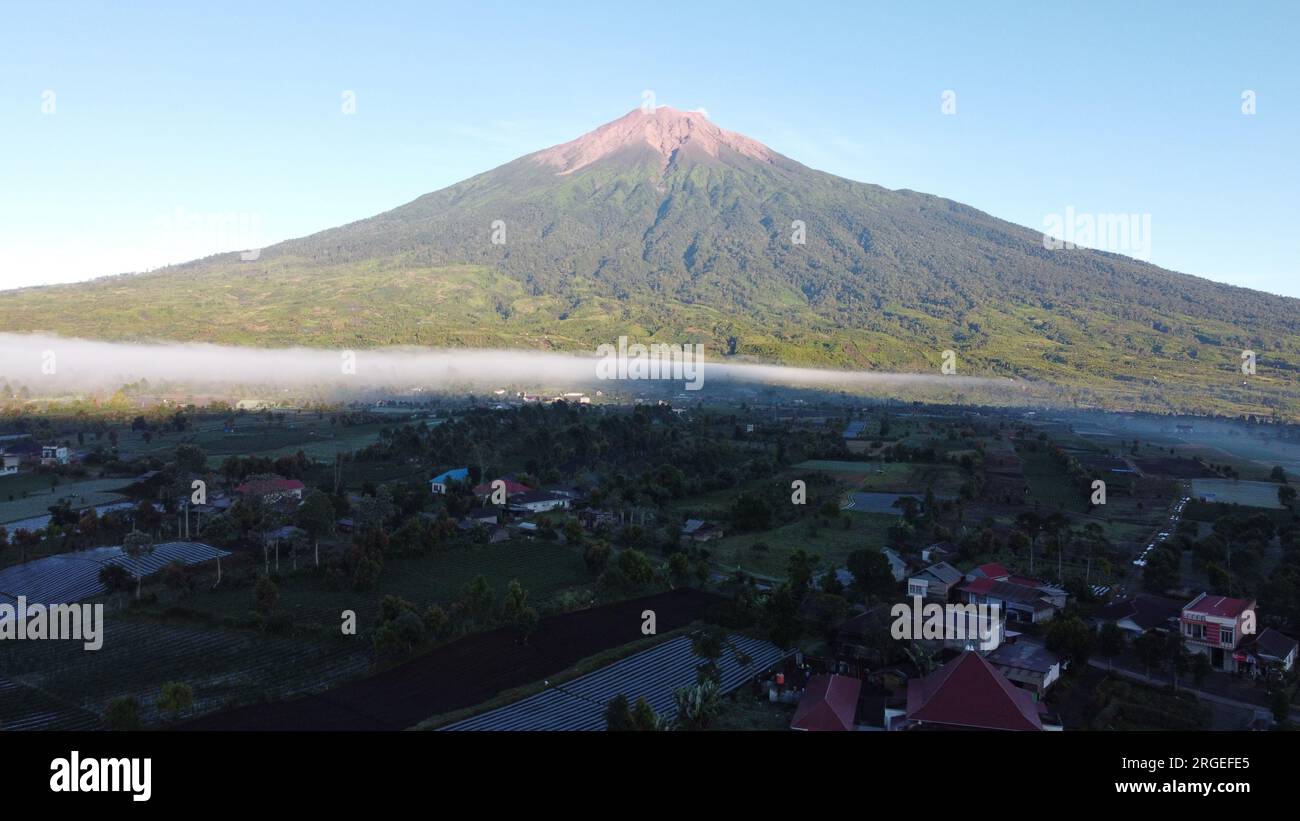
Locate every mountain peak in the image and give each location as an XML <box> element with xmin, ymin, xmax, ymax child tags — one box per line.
<box><xmin>530</xmin><ymin>106</ymin><xmax>777</xmax><ymax>175</ymax></box>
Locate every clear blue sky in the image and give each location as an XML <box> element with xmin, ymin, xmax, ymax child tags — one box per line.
<box><xmin>2</xmin><ymin>0</ymin><xmax>1297</xmax><ymax>296</ymax></box>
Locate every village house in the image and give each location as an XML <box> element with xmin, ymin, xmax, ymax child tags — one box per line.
<box><xmin>3</xmin><ymin>438</ymin><xmax>42</xmax><ymax>465</ymax></box>
<box><xmin>906</xmin><ymin>562</ymin><xmax>963</xmax><ymax>603</ymax></box>
<box><xmin>508</xmin><ymin>490</ymin><xmax>573</xmax><ymax>514</ymax></box>
<box><xmin>956</xmin><ymin>562</ymin><xmax>1067</xmax><ymax>624</ymax></box>
<box><xmin>459</xmin><ymin>508</ymin><xmax>499</xmax><ymax>527</ymax></box>
<box><xmin>429</xmin><ymin>468</ymin><xmax>469</xmax><ymax>494</ymax></box>
<box><xmin>790</xmin><ymin>674</ymin><xmax>862</xmax><ymax>731</ymax></box>
<box><xmin>577</xmin><ymin>508</ymin><xmax>617</xmax><ymax>531</ymax></box>
<box><xmin>234</xmin><ymin>477</ymin><xmax>306</xmax><ymax>504</ymax></box>
<box><xmin>40</xmin><ymin>444</ymin><xmax>70</xmax><ymax>466</ymax></box>
<box><xmin>967</xmin><ymin>561</ymin><xmax>1010</xmax><ymax>582</ymax></box>
<box><xmin>834</xmin><ymin>606</ymin><xmax>896</xmax><ymax>671</ymax></box>
<box><xmin>1180</xmin><ymin>593</ymin><xmax>1256</xmax><ymax>673</ymax></box>
<box><xmin>473</xmin><ymin>478</ymin><xmax>531</xmax><ymax>502</ymax></box>
<box><xmin>888</xmin><ymin>650</ymin><xmax>1062</xmax><ymax>731</ymax></box>
<box><xmin>681</xmin><ymin>519</ymin><xmax>725</xmax><ymax>543</ymax></box>
<box><xmin>880</xmin><ymin>548</ymin><xmax>913</xmax><ymax>583</ymax></box>
<box><xmin>1241</xmin><ymin>628</ymin><xmax>1298</xmax><ymax>680</ymax></box>
<box><xmin>957</xmin><ymin>576</ymin><xmax>1060</xmax><ymax>624</ymax></box>
<box><xmin>986</xmin><ymin>640</ymin><xmax>1063</xmax><ymax>697</ymax></box>
<box><xmin>1093</xmin><ymin>594</ymin><xmax>1185</xmax><ymax>638</ymax></box>
<box><xmin>921</xmin><ymin>541</ymin><xmax>957</xmax><ymax>563</ymax></box>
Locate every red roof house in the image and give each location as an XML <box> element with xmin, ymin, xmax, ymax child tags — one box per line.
<box><xmin>791</xmin><ymin>674</ymin><xmax>862</xmax><ymax>731</ymax></box>
<box><xmin>472</xmin><ymin>479</ymin><xmax>532</xmax><ymax>498</ymax></box>
<box><xmin>971</xmin><ymin>562</ymin><xmax>1010</xmax><ymax>581</ymax></box>
<box><xmin>1180</xmin><ymin>593</ymin><xmax>1256</xmax><ymax>673</ymax></box>
<box><xmin>904</xmin><ymin>651</ymin><xmax>1043</xmax><ymax>731</ymax></box>
<box><xmin>234</xmin><ymin>477</ymin><xmax>305</xmax><ymax>501</ymax></box>
<box><xmin>1184</xmin><ymin>593</ymin><xmax>1253</xmax><ymax>620</ymax></box>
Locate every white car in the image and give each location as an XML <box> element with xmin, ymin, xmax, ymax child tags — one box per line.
<box><xmin>1133</xmin><ymin>558</ymin><xmax>1147</xmax><ymax>567</ymax></box>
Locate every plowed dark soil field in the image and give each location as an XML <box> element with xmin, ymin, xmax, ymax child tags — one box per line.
<box><xmin>181</xmin><ymin>588</ymin><xmax>724</xmax><ymax>730</ymax></box>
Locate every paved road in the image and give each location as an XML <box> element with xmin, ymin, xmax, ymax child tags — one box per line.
<box><xmin>1087</xmin><ymin>657</ymin><xmax>1300</xmax><ymax>722</ymax></box>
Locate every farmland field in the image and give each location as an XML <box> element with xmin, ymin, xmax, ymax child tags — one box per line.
<box><xmin>114</xmin><ymin>416</ymin><xmax>388</xmax><ymax>463</ymax></box>
<box><xmin>792</xmin><ymin>459</ymin><xmax>876</xmax><ymax>473</ymax></box>
<box><xmin>705</xmin><ymin>513</ymin><xmax>894</xmax><ymax>579</ymax></box>
<box><xmin>183</xmin><ymin>589</ymin><xmax>726</xmax><ymax>730</ymax></box>
<box><xmin>0</xmin><ymin>674</ymin><xmax>102</xmax><ymax>731</ymax></box>
<box><xmin>0</xmin><ymin>477</ymin><xmax>130</xmax><ymax>524</ymax></box>
<box><xmin>1133</xmin><ymin>456</ymin><xmax>1215</xmax><ymax>479</ymax></box>
<box><xmin>156</xmin><ymin>539</ymin><xmax>591</xmax><ymax>629</ymax></box>
<box><xmin>856</xmin><ymin>462</ymin><xmax>964</xmax><ymax>495</ymax></box>
<box><xmin>1190</xmin><ymin>478</ymin><xmax>1285</xmax><ymax>509</ymax></box>
<box><xmin>0</xmin><ymin>617</ymin><xmax>369</xmax><ymax>726</ymax></box>
<box><xmin>793</xmin><ymin>459</ymin><xmax>964</xmax><ymax>496</ymax></box>
<box><xmin>1018</xmin><ymin>448</ymin><xmax>1088</xmax><ymax>513</ymax></box>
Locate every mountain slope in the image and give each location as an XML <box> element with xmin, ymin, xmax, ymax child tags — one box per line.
<box><xmin>2</xmin><ymin>107</ymin><xmax>1297</xmax><ymax>416</ymax></box>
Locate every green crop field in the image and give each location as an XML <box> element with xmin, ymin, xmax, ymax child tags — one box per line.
<box><xmin>705</xmin><ymin>513</ymin><xmax>895</xmax><ymax>579</ymax></box>
<box><xmin>1190</xmin><ymin>478</ymin><xmax>1285</xmax><ymax>509</ymax></box>
<box><xmin>1018</xmin><ymin>448</ymin><xmax>1088</xmax><ymax>513</ymax></box>
<box><xmin>158</xmin><ymin>539</ymin><xmax>591</xmax><ymax>630</ymax></box>
<box><xmin>0</xmin><ymin>477</ymin><xmax>131</xmax><ymax>524</ymax></box>
<box><xmin>792</xmin><ymin>460</ymin><xmax>876</xmax><ymax>473</ymax></box>
<box><xmin>113</xmin><ymin>417</ymin><xmax>387</xmax><ymax>464</ymax></box>
<box><xmin>0</xmin><ymin>616</ymin><xmax>369</xmax><ymax>725</ymax></box>
<box><xmin>850</xmin><ymin>462</ymin><xmax>965</xmax><ymax>496</ymax></box>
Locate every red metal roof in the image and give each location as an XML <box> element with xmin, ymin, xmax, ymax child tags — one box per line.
<box><xmin>906</xmin><ymin>651</ymin><xmax>1042</xmax><ymax>731</ymax></box>
<box><xmin>791</xmin><ymin>674</ymin><xmax>861</xmax><ymax>731</ymax></box>
<box><xmin>1184</xmin><ymin>593</ymin><xmax>1253</xmax><ymax>619</ymax></box>
<box><xmin>976</xmin><ymin>562</ymin><xmax>1010</xmax><ymax>580</ymax></box>
<box><xmin>1007</xmin><ymin>575</ymin><xmax>1048</xmax><ymax>588</ymax></box>
<box><xmin>962</xmin><ymin>576</ymin><xmax>998</xmax><ymax>595</ymax></box>
<box><xmin>472</xmin><ymin>479</ymin><xmax>532</xmax><ymax>496</ymax></box>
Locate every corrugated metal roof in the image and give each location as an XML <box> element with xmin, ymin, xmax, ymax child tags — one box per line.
<box><xmin>443</xmin><ymin>634</ymin><xmax>786</xmax><ymax>731</ymax></box>
<box><xmin>0</xmin><ymin>541</ymin><xmax>229</xmax><ymax>609</ymax></box>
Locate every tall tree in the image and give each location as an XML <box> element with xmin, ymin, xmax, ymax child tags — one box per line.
<box><xmin>296</xmin><ymin>489</ymin><xmax>336</xmax><ymax>567</ymax></box>
<box><xmin>121</xmin><ymin>530</ymin><xmax>155</xmax><ymax>599</ymax></box>
<box><xmin>1097</xmin><ymin>623</ymin><xmax>1125</xmax><ymax>671</ymax></box>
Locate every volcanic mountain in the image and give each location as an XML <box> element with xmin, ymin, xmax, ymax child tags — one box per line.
<box><xmin>2</xmin><ymin>105</ymin><xmax>1297</xmax><ymax>415</ymax></box>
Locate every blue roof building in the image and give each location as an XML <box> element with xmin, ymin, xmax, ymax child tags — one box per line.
<box><xmin>430</xmin><ymin>468</ymin><xmax>470</xmax><ymax>493</ymax></box>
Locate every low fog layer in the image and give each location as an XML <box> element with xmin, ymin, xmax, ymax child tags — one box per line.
<box><xmin>0</xmin><ymin>333</ymin><xmax>1021</xmax><ymax>397</ymax></box>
